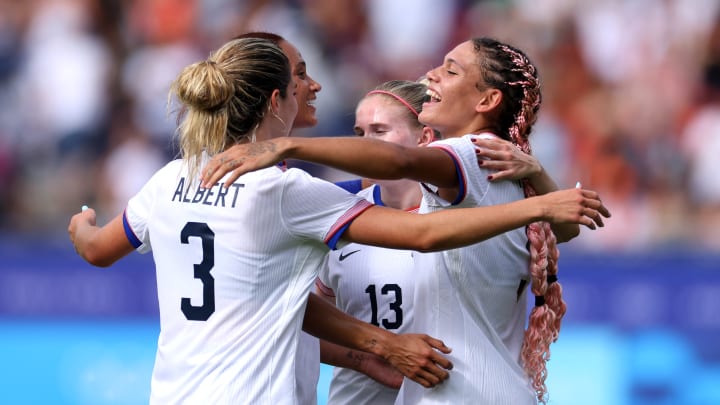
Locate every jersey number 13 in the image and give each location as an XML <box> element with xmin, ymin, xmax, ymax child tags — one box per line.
<box><xmin>365</xmin><ymin>284</ymin><xmax>403</xmax><ymax>330</ymax></box>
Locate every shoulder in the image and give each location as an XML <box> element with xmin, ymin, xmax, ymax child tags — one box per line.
<box><xmin>428</xmin><ymin>135</ymin><xmax>472</xmax><ymax>152</ymax></box>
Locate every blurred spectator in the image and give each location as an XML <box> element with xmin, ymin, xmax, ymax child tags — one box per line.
<box><xmin>1</xmin><ymin>0</ymin><xmax>720</xmax><ymax>251</ymax></box>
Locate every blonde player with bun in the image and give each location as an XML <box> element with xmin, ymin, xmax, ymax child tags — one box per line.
<box><xmin>200</xmin><ymin>37</ymin><xmax>612</xmax><ymax>404</ymax></box>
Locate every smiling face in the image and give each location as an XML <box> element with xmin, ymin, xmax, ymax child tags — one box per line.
<box><xmin>421</xmin><ymin>40</ymin><xmax>491</xmax><ymax>138</ymax></box>
<box><xmin>278</xmin><ymin>40</ymin><xmax>322</xmax><ymax>129</ymax></box>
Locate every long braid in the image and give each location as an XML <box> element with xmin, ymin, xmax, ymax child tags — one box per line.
<box><xmin>474</xmin><ymin>38</ymin><xmax>564</xmax><ymax>404</ymax></box>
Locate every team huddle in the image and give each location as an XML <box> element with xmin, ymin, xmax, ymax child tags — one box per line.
<box><xmin>68</xmin><ymin>32</ymin><xmax>611</xmax><ymax>405</ymax></box>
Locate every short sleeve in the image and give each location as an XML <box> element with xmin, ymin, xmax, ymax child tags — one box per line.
<box><xmin>279</xmin><ymin>169</ymin><xmax>372</xmax><ymax>249</ymax></box>
<box><xmin>124</xmin><ymin>163</ymin><xmax>172</xmax><ymax>254</ymax></box>
<box><xmin>423</xmin><ymin>135</ymin><xmax>494</xmax><ymax>206</ymax></box>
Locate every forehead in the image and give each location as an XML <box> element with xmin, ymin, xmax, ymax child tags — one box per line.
<box><xmin>279</xmin><ymin>41</ymin><xmax>303</xmax><ymax>67</ymax></box>
<box><xmin>445</xmin><ymin>41</ymin><xmax>477</xmax><ymax>65</ymax></box>
<box><xmin>356</xmin><ymin>95</ymin><xmax>411</xmax><ymax>121</ymax></box>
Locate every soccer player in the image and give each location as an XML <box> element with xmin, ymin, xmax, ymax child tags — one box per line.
<box><xmin>318</xmin><ymin>80</ymin><xmax>434</xmax><ymax>404</ymax></box>
<box><xmin>199</xmin><ymin>37</ymin><xmax>611</xmax><ymax>404</ymax></box>
<box><xmin>69</xmin><ymin>37</ymin><xmax>609</xmax><ymax>404</ymax></box>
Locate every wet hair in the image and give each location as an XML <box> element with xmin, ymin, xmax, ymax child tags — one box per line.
<box><xmin>366</xmin><ymin>80</ymin><xmax>441</xmax><ymax>139</ymax></box>
<box><xmin>170</xmin><ymin>38</ymin><xmax>291</xmax><ymax>180</ymax></box>
<box><xmin>472</xmin><ymin>37</ymin><xmax>562</xmax><ymax>404</ymax></box>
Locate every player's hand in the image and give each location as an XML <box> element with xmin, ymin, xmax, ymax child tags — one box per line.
<box><xmin>381</xmin><ymin>333</ymin><xmax>452</xmax><ymax>388</ymax></box>
<box><xmin>200</xmin><ymin>140</ymin><xmax>284</xmax><ymax>188</ymax></box>
<box><xmin>472</xmin><ymin>137</ymin><xmax>541</xmax><ymax>181</ymax></box>
<box><xmin>68</xmin><ymin>207</ymin><xmax>97</xmax><ymax>255</ymax></box>
<box><xmin>539</xmin><ymin>188</ymin><xmax>611</xmax><ymax>229</ymax></box>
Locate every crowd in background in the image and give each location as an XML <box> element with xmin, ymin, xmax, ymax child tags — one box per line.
<box><xmin>1</xmin><ymin>0</ymin><xmax>720</xmax><ymax>252</ymax></box>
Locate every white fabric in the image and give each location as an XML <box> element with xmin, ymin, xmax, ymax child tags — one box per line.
<box><xmin>124</xmin><ymin>156</ymin><xmax>371</xmax><ymax>405</ymax></box>
<box><xmin>295</xmin><ymin>329</ymin><xmax>320</xmax><ymax>404</ymax></box>
<box><xmin>395</xmin><ymin>135</ymin><xmax>536</xmax><ymax>405</ymax></box>
<box><xmin>320</xmin><ymin>185</ymin><xmax>416</xmax><ymax>405</ymax></box>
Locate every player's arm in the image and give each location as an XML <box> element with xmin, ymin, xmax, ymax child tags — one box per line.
<box><xmin>343</xmin><ymin>188</ymin><xmax>609</xmax><ymax>252</ymax></box>
<box><xmin>303</xmin><ymin>293</ymin><xmax>452</xmax><ymax>388</ymax></box>
<box><xmin>68</xmin><ymin>208</ymin><xmax>134</xmax><ymax>267</ymax></box>
<box><xmin>471</xmin><ymin>137</ymin><xmax>580</xmax><ymax>242</ymax></box>
<box><xmin>313</xmin><ymin>287</ymin><xmax>404</xmax><ymax>388</ymax></box>
<box><xmin>200</xmin><ymin>137</ymin><xmax>458</xmax><ymax>190</ymax></box>
<box><xmin>319</xmin><ymin>334</ymin><xmax>404</xmax><ymax>388</ymax></box>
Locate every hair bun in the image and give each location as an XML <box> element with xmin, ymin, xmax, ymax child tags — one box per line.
<box><xmin>174</xmin><ymin>60</ymin><xmax>234</xmax><ymax>112</ymax></box>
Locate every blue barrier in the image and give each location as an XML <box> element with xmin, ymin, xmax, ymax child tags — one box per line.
<box><xmin>1</xmin><ymin>237</ymin><xmax>719</xmax><ymax>404</ymax></box>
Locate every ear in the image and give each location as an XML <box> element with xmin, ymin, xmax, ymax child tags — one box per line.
<box><xmin>418</xmin><ymin>126</ymin><xmax>436</xmax><ymax>146</ymax></box>
<box><xmin>269</xmin><ymin>89</ymin><xmax>281</xmax><ymax>114</ymax></box>
<box><xmin>475</xmin><ymin>88</ymin><xmax>503</xmax><ymax>114</ymax></box>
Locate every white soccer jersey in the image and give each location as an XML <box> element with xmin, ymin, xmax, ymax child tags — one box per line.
<box><xmin>123</xmin><ymin>155</ymin><xmax>372</xmax><ymax>405</ymax></box>
<box><xmin>320</xmin><ymin>185</ymin><xmax>417</xmax><ymax>405</ymax></box>
<box><xmin>395</xmin><ymin>134</ymin><xmax>536</xmax><ymax>405</ymax></box>
<box><xmin>295</xmin><ymin>321</ymin><xmax>320</xmax><ymax>404</ymax></box>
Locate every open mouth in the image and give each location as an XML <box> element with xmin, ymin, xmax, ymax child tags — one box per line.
<box><xmin>426</xmin><ymin>89</ymin><xmax>441</xmax><ymax>103</ymax></box>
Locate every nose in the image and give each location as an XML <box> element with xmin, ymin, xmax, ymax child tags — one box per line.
<box><xmin>309</xmin><ymin>75</ymin><xmax>322</xmax><ymax>92</ymax></box>
<box><xmin>425</xmin><ymin>66</ymin><xmax>439</xmax><ymax>82</ymax></box>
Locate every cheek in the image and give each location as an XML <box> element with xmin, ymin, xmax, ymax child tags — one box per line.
<box><xmin>383</xmin><ymin>130</ymin><xmax>417</xmax><ymax>147</ymax></box>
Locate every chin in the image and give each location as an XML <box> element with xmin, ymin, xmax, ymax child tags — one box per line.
<box><xmin>302</xmin><ymin>114</ymin><xmax>318</xmax><ymax>128</ymax></box>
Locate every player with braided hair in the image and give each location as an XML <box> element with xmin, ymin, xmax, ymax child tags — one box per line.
<box><xmin>469</xmin><ymin>38</ymin><xmax>566</xmax><ymax>402</ymax></box>
<box><xmin>200</xmin><ymin>37</ymin><xmax>611</xmax><ymax>404</ymax></box>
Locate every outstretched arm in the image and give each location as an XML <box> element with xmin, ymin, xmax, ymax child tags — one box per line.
<box><xmin>200</xmin><ymin>137</ymin><xmax>458</xmax><ymax>190</ymax></box>
<box><xmin>471</xmin><ymin>137</ymin><xmax>579</xmax><ymax>242</ymax></box>
<box><xmin>68</xmin><ymin>208</ymin><xmax>134</xmax><ymax>267</ymax></box>
<box><xmin>303</xmin><ymin>293</ymin><xmax>452</xmax><ymax>388</ymax></box>
<box><xmin>343</xmin><ymin>188</ymin><xmax>609</xmax><ymax>252</ymax></box>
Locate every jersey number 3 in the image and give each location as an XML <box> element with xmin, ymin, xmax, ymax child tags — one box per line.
<box><xmin>180</xmin><ymin>222</ymin><xmax>215</xmax><ymax>321</ymax></box>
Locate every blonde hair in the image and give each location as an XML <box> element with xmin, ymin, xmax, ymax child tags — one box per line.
<box><xmin>169</xmin><ymin>38</ymin><xmax>290</xmax><ymax>180</ymax></box>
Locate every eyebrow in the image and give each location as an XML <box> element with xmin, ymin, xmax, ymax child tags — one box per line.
<box><xmin>354</xmin><ymin>122</ymin><xmax>391</xmax><ymax>131</ymax></box>
<box><xmin>446</xmin><ymin>57</ymin><xmax>465</xmax><ymax>71</ymax></box>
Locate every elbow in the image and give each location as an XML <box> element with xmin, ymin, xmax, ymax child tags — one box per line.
<box><xmin>80</xmin><ymin>245</ymin><xmax>116</xmax><ymax>268</ymax></box>
<box><xmin>413</xmin><ymin>232</ymin><xmax>445</xmax><ymax>253</ymax></box>
<box><xmin>83</xmin><ymin>253</ymin><xmax>114</xmax><ymax>268</ymax></box>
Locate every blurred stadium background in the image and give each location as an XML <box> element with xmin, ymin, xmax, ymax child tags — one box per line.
<box><xmin>1</xmin><ymin>0</ymin><xmax>719</xmax><ymax>404</ymax></box>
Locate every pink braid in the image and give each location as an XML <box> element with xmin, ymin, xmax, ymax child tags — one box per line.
<box><xmin>522</xmin><ymin>221</ymin><xmax>555</xmax><ymax>404</ymax></box>
<box><xmin>500</xmin><ymin>44</ymin><xmax>562</xmax><ymax>404</ymax></box>
<box><xmin>545</xmin><ymin>231</ymin><xmax>565</xmax><ymax>342</ymax></box>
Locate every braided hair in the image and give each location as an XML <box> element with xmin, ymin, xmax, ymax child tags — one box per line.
<box><xmin>472</xmin><ymin>37</ymin><xmax>564</xmax><ymax>404</ymax></box>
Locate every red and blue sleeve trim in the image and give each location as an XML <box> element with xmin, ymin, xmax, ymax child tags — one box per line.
<box><xmin>430</xmin><ymin>144</ymin><xmax>467</xmax><ymax>205</ymax></box>
<box><xmin>122</xmin><ymin>209</ymin><xmax>143</xmax><ymax>249</ymax></box>
<box><xmin>324</xmin><ymin>200</ymin><xmax>373</xmax><ymax>249</ymax></box>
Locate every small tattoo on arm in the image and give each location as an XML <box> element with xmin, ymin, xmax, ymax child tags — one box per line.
<box><xmin>247</xmin><ymin>142</ymin><xmax>277</xmax><ymax>156</ymax></box>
